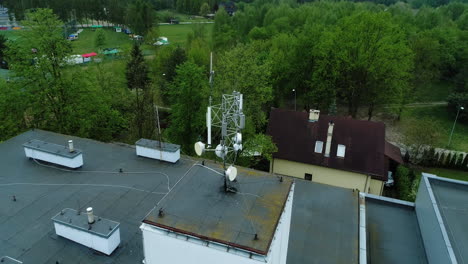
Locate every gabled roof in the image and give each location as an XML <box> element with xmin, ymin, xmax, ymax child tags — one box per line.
<box><xmin>385</xmin><ymin>141</ymin><xmax>404</xmax><ymax>164</ymax></box>
<box><xmin>267</xmin><ymin>108</ymin><xmax>387</xmax><ymax>180</ymax></box>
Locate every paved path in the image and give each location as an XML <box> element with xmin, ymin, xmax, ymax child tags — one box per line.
<box><xmin>384</xmin><ymin>101</ymin><xmax>447</xmax><ymax>108</ymax></box>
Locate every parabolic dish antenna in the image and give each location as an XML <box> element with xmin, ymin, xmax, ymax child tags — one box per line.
<box><xmin>215</xmin><ymin>144</ymin><xmax>225</xmax><ymax>158</ymax></box>
<box><xmin>194</xmin><ymin>141</ymin><xmax>205</xmax><ymax>156</ymax></box>
<box><xmin>226</xmin><ymin>165</ymin><xmax>237</xmax><ymax>182</ymax></box>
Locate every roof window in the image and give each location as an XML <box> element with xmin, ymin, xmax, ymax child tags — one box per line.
<box><xmin>315</xmin><ymin>141</ymin><xmax>323</xmax><ymax>153</ymax></box>
<box><xmin>337</xmin><ymin>144</ymin><xmax>346</xmax><ymax>158</ymax></box>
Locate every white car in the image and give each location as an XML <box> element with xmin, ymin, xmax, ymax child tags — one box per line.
<box><xmin>385</xmin><ymin>171</ymin><xmax>394</xmax><ymax>187</ymax></box>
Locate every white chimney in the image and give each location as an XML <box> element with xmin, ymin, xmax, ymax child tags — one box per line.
<box><xmin>324</xmin><ymin>121</ymin><xmax>334</xmax><ymax>157</ymax></box>
<box><xmin>309</xmin><ymin>110</ymin><xmax>320</xmax><ymax>122</ymax></box>
<box><xmin>68</xmin><ymin>140</ymin><xmax>74</xmax><ymax>153</ymax></box>
<box><xmin>87</xmin><ymin>207</ymin><xmax>95</xmax><ymax>224</ymax></box>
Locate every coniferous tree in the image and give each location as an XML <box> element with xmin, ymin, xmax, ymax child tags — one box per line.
<box><xmin>126</xmin><ymin>43</ymin><xmax>152</xmax><ymax>138</ymax></box>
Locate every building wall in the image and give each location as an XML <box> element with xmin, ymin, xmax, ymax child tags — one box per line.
<box><xmin>140</xmin><ymin>184</ymin><xmax>295</xmax><ymax>264</ymax></box>
<box><xmin>271</xmin><ymin>158</ymin><xmax>383</xmax><ymax>195</ymax></box>
<box><xmin>415</xmin><ymin>176</ymin><xmax>454</xmax><ymax>264</ymax></box>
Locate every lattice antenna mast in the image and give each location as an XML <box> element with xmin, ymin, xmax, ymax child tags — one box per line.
<box><xmin>195</xmin><ymin>91</ymin><xmax>245</xmax><ymax>193</ymax></box>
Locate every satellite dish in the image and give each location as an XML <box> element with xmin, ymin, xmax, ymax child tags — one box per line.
<box><xmin>215</xmin><ymin>144</ymin><xmax>225</xmax><ymax>158</ymax></box>
<box><xmin>233</xmin><ymin>133</ymin><xmax>242</xmax><ymax>144</ymax></box>
<box><xmin>233</xmin><ymin>143</ymin><xmax>242</xmax><ymax>152</ymax></box>
<box><xmin>194</xmin><ymin>141</ymin><xmax>205</xmax><ymax>156</ymax></box>
<box><xmin>226</xmin><ymin>165</ymin><xmax>237</xmax><ymax>181</ymax></box>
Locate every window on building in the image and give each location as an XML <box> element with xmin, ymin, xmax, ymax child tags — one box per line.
<box><xmin>305</xmin><ymin>173</ymin><xmax>312</xmax><ymax>181</ymax></box>
<box><xmin>315</xmin><ymin>141</ymin><xmax>323</xmax><ymax>153</ymax></box>
<box><xmin>337</xmin><ymin>144</ymin><xmax>346</xmax><ymax>158</ymax></box>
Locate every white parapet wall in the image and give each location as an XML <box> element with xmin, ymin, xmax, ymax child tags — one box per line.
<box><xmin>23</xmin><ymin>139</ymin><xmax>83</xmax><ymax>168</ymax></box>
<box><xmin>52</xmin><ymin>208</ymin><xmax>120</xmax><ymax>255</ymax></box>
<box><xmin>135</xmin><ymin>138</ymin><xmax>180</xmax><ymax>163</ymax></box>
<box><xmin>140</xmin><ymin>183</ymin><xmax>295</xmax><ymax>264</ymax></box>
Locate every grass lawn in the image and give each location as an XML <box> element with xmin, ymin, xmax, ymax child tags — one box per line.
<box><xmin>412</xmin><ymin>80</ymin><xmax>453</xmax><ymax>103</ymax></box>
<box><xmin>71</xmin><ymin>28</ymin><xmax>134</xmax><ymax>55</ymax></box>
<box><xmin>399</xmin><ymin>105</ymin><xmax>468</xmax><ymax>152</ymax></box>
<box><xmin>422</xmin><ymin>167</ymin><xmax>468</xmax><ymax>182</ymax></box>
<box><xmin>159</xmin><ymin>23</ymin><xmax>213</xmax><ymax>46</ymax></box>
<box><xmin>0</xmin><ymin>30</ymin><xmax>20</xmax><ymax>40</ymax></box>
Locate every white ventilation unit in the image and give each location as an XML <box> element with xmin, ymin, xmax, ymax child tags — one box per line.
<box><xmin>337</xmin><ymin>144</ymin><xmax>346</xmax><ymax>158</ymax></box>
<box><xmin>315</xmin><ymin>141</ymin><xmax>323</xmax><ymax>153</ymax></box>
<box><xmin>136</xmin><ymin>139</ymin><xmax>180</xmax><ymax>163</ymax></box>
<box><xmin>52</xmin><ymin>208</ymin><xmax>121</xmax><ymax>255</ymax></box>
<box><xmin>23</xmin><ymin>139</ymin><xmax>83</xmax><ymax>168</ymax></box>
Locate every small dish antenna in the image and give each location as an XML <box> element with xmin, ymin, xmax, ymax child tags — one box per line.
<box><xmin>215</xmin><ymin>144</ymin><xmax>226</xmax><ymax>158</ymax></box>
<box><xmin>226</xmin><ymin>165</ymin><xmax>237</xmax><ymax>182</ymax></box>
<box><xmin>194</xmin><ymin>141</ymin><xmax>205</xmax><ymax>156</ymax></box>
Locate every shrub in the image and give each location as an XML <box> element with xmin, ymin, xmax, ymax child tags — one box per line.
<box><xmin>396</xmin><ymin>165</ymin><xmax>413</xmax><ymax>201</ymax></box>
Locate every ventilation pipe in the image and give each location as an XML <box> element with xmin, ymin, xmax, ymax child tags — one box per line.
<box><xmin>309</xmin><ymin>110</ymin><xmax>320</xmax><ymax>122</ymax></box>
<box><xmin>68</xmin><ymin>140</ymin><xmax>74</xmax><ymax>153</ymax></box>
<box><xmin>87</xmin><ymin>207</ymin><xmax>95</xmax><ymax>224</ymax></box>
<box><xmin>324</xmin><ymin>121</ymin><xmax>334</xmax><ymax>157</ymax></box>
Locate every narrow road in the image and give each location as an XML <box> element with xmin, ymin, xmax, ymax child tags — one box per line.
<box><xmin>384</xmin><ymin>101</ymin><xmax>447</xmax><ymax>108</ymax></box>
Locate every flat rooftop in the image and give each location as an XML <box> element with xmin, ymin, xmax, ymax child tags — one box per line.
<box><xmin>365</xmin><ymin>197</ymin><xmax>428</xmax><ymax>264</ymax></box>
<box><xmin>429</xmin><ymin>178</ymin><xmax>468</xmax><ymax>264</ymax></box>
<box><xmin>52</xmin><ymin>208</ymin><xmax>120</xmax><ymax>238</ymax></box>
<box><xmin>287</xmin><ymin>180</ymin><xmax>359</xmax><ymax>264</ymax></box>
<box><xmin>0</xmin><ymin>130</ymin><xmax>192</xmax><ymax>263</ymax></box>
<box><xmin>23</xmin><ymin>139</ymin><xmax>82</xmax><ymax>158</ymax></box>
<box><xmin>143</xmin><ymin>164</ymin><xmax>292</xmax><ymax>255</ymax></box>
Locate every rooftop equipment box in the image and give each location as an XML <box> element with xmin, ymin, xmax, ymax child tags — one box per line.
<box><xmin>135</xmin><ymin>138</ymin><xmax>180</xmax><ymax>163</ymax></box>
<box><xmin>23</xmin><ymin>139</ymin><xmax>83</xmax><ymax>168</ymax></box>
<box><xmin>52</xmin><ymin>208</ymin><xmax>120</xmax><ymax>255</ymax></box>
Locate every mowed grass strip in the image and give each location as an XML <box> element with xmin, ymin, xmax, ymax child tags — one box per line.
<box><xmin>400</xmin><ymin>105</ymin><xmax>468</xmax><ymax>152</ymax></box>
<box><xmin>159</xmin><ymin>23</ymin><xmax>213</xmax><ymax>46</ymax></box>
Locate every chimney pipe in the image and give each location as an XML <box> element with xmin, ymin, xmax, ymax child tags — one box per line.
<box><xmin>308</xmin><ymin>109</ymin><xmax>320</xmax><ymax>122</ymax></box>
<box><xmin>68</xmin><ymin>140</ymin><xmax>74</xmax><ymax>153</ymax></box>
<box><xmin>86</xmin><ymin>207</ymin><xmax>95</xmax><ymax>224</ymax></box>
<box><xmin>324</xmin><ymin>121</ymin><xmax>334</xmax><ymax>157</ymax></box>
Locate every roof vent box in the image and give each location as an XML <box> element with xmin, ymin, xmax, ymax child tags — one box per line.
<box><xmin>23</xmin><ymin>139</ymin><xmax>83</xmax><ymax>168</ymax></box>
<box><xmin>135</xmin><ymin>139</ymin><xmax>181</xmax><ymax>163</ymax></box>
<box><xmin>52</xmin><ymin>208</ymin><xmax>121</xmax><ymax>255</ymax></box>
<box><xmin>308</xmin><ymin>109</ymin><xmax>320</xmax><ymax>122</ymax></box>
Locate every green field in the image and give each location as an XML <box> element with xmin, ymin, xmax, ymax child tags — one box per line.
<box><xmin>71</xmin><ymin>28</ymin><xmax>134</xmax><ymax>54</ymax></box>
<box><xmin>159</xmin><ymin>23</ymin><xmax>213</xmax><ymax>46</ymax></box>
<box><xmin>399</xmin><ymin>105</ymin><xmax>468</xmax><ymax>151</ymax></box>
<box><xmin>422</xmin><ymin>167</ymin><xmax>468</xmax><ymax>181</ymax></box>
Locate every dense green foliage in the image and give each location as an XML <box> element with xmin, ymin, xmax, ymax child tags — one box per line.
<box><xmin>395</xmin><ymin>165</ymin><xmax>417</xmax><ymax>201</ymax></box>
<box><xmin>1</xmin><ymin>0</ymin><xmax>468</xmax><ymax>163</ymax></box>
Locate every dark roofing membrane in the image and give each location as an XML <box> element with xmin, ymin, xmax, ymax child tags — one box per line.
<box><xmin>0</xmin><ymin>130</ymin><xmax>190</xmax><ymax>263</ymax></box>
<box><xmin>52</xmin><ymin>208</ymin><xmax>120</xmax><ymax>238</ymax></box>
<box><xmin>135</xmin><ymin>138</ymin><xmax>180</xmax><ymax>153</ymax></box>
<box><xmin>143</xmin><ymin>165</ymin><xmax>292</xmax><ymax>255</ymax></box>
<box><xmin>287</xmin><ymin>180</ymin><xmax>359</xmax><ymax>264</ymax></box>
<box><xmin>366</xmin><ymin>197</ymin><xmax>428</xmax><ymax>264</ymax></box>
<box><xmin>429</xmin><ymin>178</ymin><xmax>468</xmax><ymax>264</ymax></box>
<box><xmin>267</xmin><ymin>108</ymin><xmax>387</xmax><ymax>180</ymax></box>
<box><xmin>0</xmin><ymin>130</ymin><xmax>291</xmax><ymax>263</ymax></box>
<box><xmin>23</xmin><ymin>139</ymin><xmax>82</xmax><ymax>158</ymax></box>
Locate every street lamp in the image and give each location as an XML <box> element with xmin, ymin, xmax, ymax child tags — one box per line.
<box><xmin>292</xmin><ymin>89</ymin><xmax>296</xmax><ymax>111</ymax></box>
<box><xmin>448</xmin><ymin>106</ymin><xmax>464</xmax><ymax>147</ymax></box>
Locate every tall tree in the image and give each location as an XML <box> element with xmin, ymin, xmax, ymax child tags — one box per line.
<box><xmin>94</xmin><ymin>28</ymin><xmax>106</xmax><ymax>50</ymax></box>
<box><xmin>127</xmin><ymin>0</ymin><xmax>154</xmax><ymax>36</ymax></box>
<box><xmin>166</xmin><ymin>61</ymin><xmax>208</xmax><ymax>154</ymax></box>
<box><xmin>6</xmin><ymin>8</ymin><xmax>73</xmax><ymax>132</ymax></box>
<box><xmin>126</xmin><ymin>43</ymin><xmax>152</xmax><ymax>138</ymax></box>
<box><xmin>312</xmin><ymin>11</ymin><xmax>413</xmax><ymax>119</ymax></box>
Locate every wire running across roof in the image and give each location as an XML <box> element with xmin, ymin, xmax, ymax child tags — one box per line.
<box><xmin>143</xmin><ymin>165</ymin><xmax>292</xmax><ymax>255</ymax></box>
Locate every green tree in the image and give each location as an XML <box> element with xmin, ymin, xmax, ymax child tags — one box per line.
<box><xmin>313</xmin><ymin>11</ymin><xmax>413</xmax><ymax>119</ymax></box>
<box><xmin>213</xmin><ymin>8</ymin><xmax>236</xmax><ymax>51</ymax></box>
<box><xmin>94</xmin><ymin>28</ymin><xmax>106</xmax><ymax>50</ymax></box>
<box><xmin>126</xmin><ymin>43</ymin><xmax>152</xmax><ymax>138</ymax></box>
<box><xmin>199</xmin><ymin>2</ymin><xmax>210</xmax><ymax>17</ymax></box>
<box><xmin>6</xmin><ymin>8</ymin><xmax>73</xmax><ymax>132</ymax></box>
<box><xmin>216</xmin><ymin>42</ymin><xmax>272</xmax><ymax>133</ymax></box>
<box><xmin>127</xmin><ymin>0</ymin><xmax>154</xmax><ymax>36</ymax></box>
<box><xmin>0</xmin><ymin>35</ymin><xmax>7</xmax><ymax>69</ymax></box>
<box><xmin>166</xmin><ymin>61</ymin><xmax>208</xmax><ymax>154</ymax></box>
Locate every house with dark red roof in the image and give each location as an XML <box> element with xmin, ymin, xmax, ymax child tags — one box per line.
<box><xmin>266</xmin><ymin>108</ymin><xmax>403</xmax><ymax>195</ymax></box>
